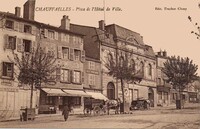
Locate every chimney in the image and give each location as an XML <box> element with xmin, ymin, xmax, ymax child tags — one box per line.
<box><xmin>163</xmin><ymin>50</ymin><xmax>167</xmax><ymax>57</ymax></box>
<box><xmin>15</xmin><ymin>7</ymin><xmax>21</xmax><ymax>17</ymax></box>
<box><xmin>23</xmin><ymin>0</ymin><xmax>36</xmax><ymax>20</ymax></box>
<box><xmin>60</xmin><ymin>15</ymin><xmax>70</xmax><ymax>30</ymax></box>
<box><xmin>99</xmin><ymin>20</ymin><xmax>105</xmax><ymax>30</ymax></box>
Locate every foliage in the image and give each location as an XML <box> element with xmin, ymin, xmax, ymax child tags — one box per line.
<box><xmin>105</xmin><ymin>52</ymin><xmax>143</xmax><ymax>83</ymax></box>
<box><xmin>104</xmin><ymin>51</ymin><xmax>143</xmax><ymax>112</ymax></box>
<box><xmin>8</xmin><ymin>44</ymin><xmax>57</xmax><ymax>88</ymax></box>
<box><xmin>162</xmin><ymin>56</ymin><xmax>198</xmax><ymax>91</ymax></box>
<box><xmin>188</xmin><ymin>16</ymin><xmax>200</xmax><ymax>39</ymax></box>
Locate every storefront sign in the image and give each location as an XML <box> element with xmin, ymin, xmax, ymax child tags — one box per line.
<box><xmin>86</xmin><ymin>69</ymin><xmax>99</xmax><ymax>75</ymax></box>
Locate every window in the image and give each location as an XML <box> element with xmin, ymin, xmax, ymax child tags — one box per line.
<box><xmin>46</xmin><ymin>96</ymin><xmax>54</xmax><ymax>104</ymax></box>
<box><xmin>23</xmin><ymin>39</ymin><xmax>31</xmax><ymax>52</ymax></box>
<box><xmin>88</xmin><ymin>74</ymin><xmax>95</xmax><ymax>86</ymax></box>
<box><xmin>2</xmin><ymin>62</ymin><xmax>14</xmax><ymax>78</ymax></box>
<box><xmin>62</xmin><ymin>47</ymin><xmax>69</xmax><ymax>59</ymax></box>
<box><xmin>140</xmin><ymin>62</ymin><xmax>144</xmax><ymax>74</ymax></box>
<box><xmin>88</xmin><ymin>61</ymin><xmax>95</xmax><ymax>70</ymax></box>
<box><xmin>74</xmin><ymin>49</ymin><xmax>81</xmax><ymax>61</ymax></box>
<box><xmin>48</xmin><ymin>30</ymin><xmax>55</xmax><ymax>39</ymax></box>
<box><xmin>60</xmin><ymin>69</ymin><xmax>69</xmax><ymax>82</ymax></box>
<box><xmin>5</xmin><ymin>20</ymin><xmax>14</xmax><ymax>29</ymax></box>
<box><xmin>157</xmin><ymin>78</ymin><xmax>161</xmax><ymax>85</ymax></box>
<box><xmin>72</xmin><ymin>97</ymin><xmax>81</xmax><ymax>106</ymax></box>
<box><xmin>7</xmin><ymin>36</ymin><xmax>16</xmax><ymax>50</ymax></box>
<box><xmin>63</xmin><ymin>34</ymin><xmax>69</xmax><ymax>42</ymax></box>
<box><xmin>24</xmin><ymin>25</ymin><xmax>32</xmax><ymax>33</ymax></box>
<box><xmin>107</xmin><ymin>82</ymin><xmax>115</xmax><ymax>100</ymax></box>
<box><xmin>148</xmin><ymin>64</ymin><xmax>152</xmax><ymax>76</ymax></box>
<box><xmin>73</xmin><ymin>71</ymin><xmax>81</xmax><ymax>83</ymax></box>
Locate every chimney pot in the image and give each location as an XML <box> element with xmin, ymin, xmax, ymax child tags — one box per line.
<box><xmin>60</xmin><ymin>15</ymin><xmax>70</xmax><ymax>30</ymax></box>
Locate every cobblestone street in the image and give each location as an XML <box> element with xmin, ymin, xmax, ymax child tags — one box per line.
<box><xmin>0</xmin><ymin>103</ymin><xmax>200</xmax><ymax>128</ymax></box>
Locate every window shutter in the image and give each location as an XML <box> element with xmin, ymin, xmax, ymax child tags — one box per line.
<box><xmin>14</xmin><ymin>21</ymin><xmax>19</xmax><ymax>31</ymax></box>
<box><xmin>66</xmin><ymin>34</ymin><xmax>69</xmax><ymax>43</ymax></box>
<box><xmin>69</xmin><ymin>35</ymin><xmax>73</xmax><ymax>43</ymax></box>
<box><xmin>69</xmin><ymin>48</ymin><xmax>74</xmax><ymax>61</ymax></box>
<box><xmin>81</xmin><ymin>72</ymin><xmax>84</xmax><ymax>84</ymax></box>
<box><xmin>31</xmin><ymin>26</ymin><xmax>36</xmax><ymax>35</ymax></box>
<box><xmin>19</xmin><ymin>23</ymin><xmax>24</xmax><ymax>32</ymax></box>
<box><xmin>17</xmin><ymin>38</ymin><xmax>24</xmax><ymax>52</ymax></box>
<box><xmin>4</xmin><ymin>34</ymin><xmax>9</xmax><ymax>50</ymax></box>
<box><xmin>81</xmin><ymin>50</ymin><xmax>85</xmax><ymax>62</ymax></box>
<box><xmin>60</xmin><ymin>33</ymin><xmax>64</xmax><ymax>41</ymax></box>
<box><xmin>31</xmin><ymin>41</ymin><xmax>36</xmax><ymax>52</ymax></box>
<box><xmin>11</xmin><ymin>37</ymin><xmax>16</xmax><ymax>50</ymax></box>
<box><xmin>44</xmin><ymin>29</ymin><xmax>48</xmax><ymax>38</ymax></box>
<box><xmin>54</xmin><ymin>32</ymin><xmax>58</xmax><ymax>40</ymax></box>
<box><xmin>57</xmin><ymin>46</ymin><xmax>62</xmax><ymax>59</ymax></box>
<box><xmin>56</xmin><ymin>68</ymin><xmax>61</xmax><ymax>81</ymax></box>
<box><xmin>70</xmin><ymin>70</ymin><xmax>74</xmax><ymax>83</ymax></box>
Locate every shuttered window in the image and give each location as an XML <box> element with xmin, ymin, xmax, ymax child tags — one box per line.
<box><xmin>62</xmin><ymin>47</ymin><xmax>69</xmax><ymax>59</ymax></box>
<box><xmin>23</xmin><ymin>39</ymin><xmax>31</xmax><ymax>52</ymax></box>
<box><xmin>24</xmin><ymin>24</ymin><xmax>32</xmax><ymax>33</ymax></box>
<box><xmin>5</xmin><ymin>20</ymin><xmax>14</xmax><ymax>29</ymax></box>
<box><xmin>5</xmin><ymin>35</ymin><xmax>16</xmax><ymax>50</ymax></box>
<box><xmin>73</xmin><ymin>71</ymin><xmax>81</xmax><ymax>83</ymax></box>
<box><xmin>74</xmin><ymin>49</ymin><xmax>81</xmax><ymax>61</ymax></box>
<box><xmin>60</xmin><ymin>69</ymin><xmax>70</xmax><ymax>82</ymax></box>
<box><xmin>2</xmin><ymin>62</ymin><xmax>14</xmax><ymax>78</ymax></box>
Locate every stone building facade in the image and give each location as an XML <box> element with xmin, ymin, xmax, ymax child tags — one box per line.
<box><xmin>71</xmin><ymin>21</ymin><xmax>157</xmax><ymax>112</ymax></box>
<box><xmin>155</xmin><ymin>50</ymin><xmax>171</xmax><ymax>106</ymax></box>
<box><xmin>0</xmin><ymin>1</ymin><xmax>39</xmax><ymax>120</ymax></box>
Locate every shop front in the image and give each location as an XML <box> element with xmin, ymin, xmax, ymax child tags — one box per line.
<box><xmin>39</xmin><ymin>88</ymin><xmax>90</xmax><ymax>114</ymax></box>
<box><xmin>157</xmin><ymin>85</ymin><xmax>171</xmax><ymax>106</ymax></box>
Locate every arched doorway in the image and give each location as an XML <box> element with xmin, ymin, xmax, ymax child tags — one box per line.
<box><xmin>107</xmin><ymin>82</ymin><xmax>115</xmax><ymax>100</ymax></box>
<box><xmin>148</xmin><ymin>88</ymin><xmax>154</xmax><ymax>107</ymax></box>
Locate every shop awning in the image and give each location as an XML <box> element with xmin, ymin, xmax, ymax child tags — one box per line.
<box><xmin>42</xmin><ymin>88</ymin><xmax>68</xmax><ymax>96</ymax></box>
<box><xmin>85</xmin><ymin>91</ymin><xmax>108</xmax><ymax>101</ymax></box>
<box><xmin>63</xmin><ymin>89</ymin><xmax>91</xmax><ymax>97</ymax></box>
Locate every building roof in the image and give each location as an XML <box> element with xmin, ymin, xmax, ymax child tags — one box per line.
<box><xmin>105</xmin><ymin>24</ymin><xmax>144</xmax><ymax>45</ymax></box>
<box><xmin>0</xmin><ymin>11</ymin><xmax>84</xmax><ymax>36</ymax></box>
<box><xmin>144</xmin><ymin>45</ymin><xmax>156</xmax><ymax>57</ymax></box>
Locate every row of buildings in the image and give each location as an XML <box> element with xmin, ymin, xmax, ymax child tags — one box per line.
<box><xmin>0</xmin><ymin>0</ymin><xmax>199</xmax><ymax>120</ymax></box>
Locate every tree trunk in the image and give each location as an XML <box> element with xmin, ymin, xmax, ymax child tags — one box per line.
<box><xmin>120</xmin><ymin>78</ymin><xmax>125</xmax><ymax>113</ymax></box>
<box><xmin>30</xmin><ymin>82</ymin><xmax>34</xmax><ymax>109</ymax></box>
<box><xmin>176</xmin><ymin>85</ymin><xmax>182</xmax><ymax>109</ymax></box>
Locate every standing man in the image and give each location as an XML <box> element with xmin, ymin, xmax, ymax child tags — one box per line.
<box><xmin>62</xmin><ymin>104</ymin><xmax>70</xmax><ymax>121</ymax></box>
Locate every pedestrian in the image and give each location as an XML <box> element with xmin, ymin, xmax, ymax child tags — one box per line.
<box><xmin>62</xmin><ymin>104</ymin><xmax>70</xmax><ymax>121</ymax></box>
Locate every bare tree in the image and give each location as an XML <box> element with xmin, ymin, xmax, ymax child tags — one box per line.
<box><xmin>8</xmin><ymin>43</ymin><xmax>57</xmax><ymax>109</ymax></box>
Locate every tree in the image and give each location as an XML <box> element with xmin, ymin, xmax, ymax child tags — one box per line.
<box><xmin>105</xmin><ymin>51</ymin><xmax>143</xmax><ymax>112</ymax></box>
<box><xmin>162</xmin><ymin>56</ymin><xmax>198</xmax><ymax>109</ymax></box>
<box><xmin>188</xmin><ymin>16</ymin><xmax>200</xmax><ymax>40</ymax></box>
<box><xmin>8</xmin><ymin>43</ymin><xmax>57</xmax><ymax>109</ymax></box>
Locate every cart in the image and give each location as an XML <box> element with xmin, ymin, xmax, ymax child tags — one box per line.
<box><xmin>83</xmin><ymin>98</ymin><xmax>106</xmax><ymax>115</ymax></box>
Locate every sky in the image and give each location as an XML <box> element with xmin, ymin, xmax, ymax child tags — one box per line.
<box><xmin>1</xmin><ymin>0</ymin><xmax>200</xmax><ymax>75</ymax></box>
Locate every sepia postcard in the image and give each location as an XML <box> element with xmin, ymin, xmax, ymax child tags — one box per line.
<box><xmin>0</xmin><ymin>0</ymin><xmax>200</xmax><ymax>128</ymax></box>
